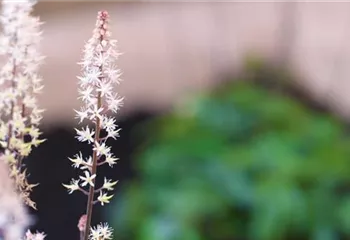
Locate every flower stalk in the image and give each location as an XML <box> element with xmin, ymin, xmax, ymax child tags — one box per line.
<box><xmin>84</xmin><ymin>91</ymin><xmax>101</xmax><ymax>240</ymax></box>
<box><xmin>0</xmin><ymin>0</ymin><xmax>45</xmax><ymax>210</ymax></box>
<box><xmin>63</xmin><ymin>10</ymin><xmax>123</xmax><ymax>240</ymax></box>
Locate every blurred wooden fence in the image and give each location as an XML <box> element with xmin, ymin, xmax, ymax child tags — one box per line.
<box><xmin>31</xmin><ymin>2</ymin><xmax>350</xmax><ymax>123</ymax></box>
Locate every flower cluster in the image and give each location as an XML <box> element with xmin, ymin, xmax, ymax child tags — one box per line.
<box><xmin>24</xmin><ymin>230</ymin><xmax>46</xmax><ymax>240</ymax></box>
<box><xmin>0</xmin><ymin>0</ymin><xmax>45</xmax><ymax>209</ymax></box>
<box><xmin>63</xmin><ymin>10</ymin><xmax>123</xmax><ymax>239</ymax></box>
<box><xmin>89</xmin><ymin>223</ymin><xmax>113</xmax><ymax>240</ymax></box>
<box><xmin>78</xmin><ymin>217</ymin><xmax>113</xmax><ymax>240</ymax></box>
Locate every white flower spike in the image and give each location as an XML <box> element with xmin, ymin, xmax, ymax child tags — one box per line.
<box><xmin>0</xmin><ymin>0</ymin><xmax>45</xmax><ymax>210</ymax></box>
<box><xmin>64</xmin><ymin>10</ymin><xmax>123</xmax><ymax>240</ymax></box>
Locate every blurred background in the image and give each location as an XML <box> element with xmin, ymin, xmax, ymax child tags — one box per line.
<box><xmin>19</xmin><ymin>1</ymin><xmax>350</xmax><ymax>240</ymax></box>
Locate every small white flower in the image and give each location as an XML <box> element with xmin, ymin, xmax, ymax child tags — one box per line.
<box><xmin>96</xmin><ymin>80</ymin><xmax>112</xmax><ymax>97</ymax></box>
<box><xmin>105</xmin><ymin>66</ymin><xmax>122</xmax><ymax>84</ymax></box>
<box><xmin>79</xmin><ymin>171</ymin><xmax>96</xmax><ymax>187</ymax></box>
<box><xmin>89</xmin><ymin>223</ymin><xmax>113</xmax><ymax>240</ymax></box>
<box><xmin>75</xmin><ymin>126</ymin><xmax>95</xmax><ymax>143</ymax></box>
<box><xmin>23</xmin><ymin>95</ymin><xmax>37</xmax><ymax>109</ymax></box>
<box><xmin>104</xmin><ymin>154</ymin><xmax>119</xmax><ymax>167</ymax></box>
<box><xmin>78</xmin><ymin>58</ymin><xmax>91</xmax><ymax>69</ymax></box>
<box><xmin>93</xmin><ymin>142</ymin><xmax>111</xmax><ymax>157</ymax></box>
<box><xmin>1</xmin><ymin>149</ymin><xmax>16</xmax><ymax>164</ymax></box>
<box><xmin>101</xmin><ymin>117</ymin><xmax>116</xmax><ymax>131</ymax></box>
<box><xmin>68</xmin><ymin>152</ymin><xmax>84</xmax><ymax>168</ymax></box>
<box><xmin>77</xmin><ymin>74</ymin><xmax>92</xmax><ymax>87</ymax></box>
<box><xmin>89</xmin><ymin>226</ymin><xmax>101</xmax><ymax>240</ymax></box>
<box><xmin>106</xmin><ymin>94</ymin><xmax>124</xmax><ymax>113</ymax></box>
<box><xmin>101</xmin><ymin>117</ymin><xmax>120</xmax><ymax>139</ymax></box>
<box><xmin>102</xmin><ymin>177</ymin><xmax>118</xmax><ymax>191</ymax></box>
<box><xmin>94</xmin><ymin>52</ymin><xmax>109</xmax><ymax>66</ymax></box>
<box><xmin>98</xmin><ymin>223</ymin><xmax>113</xmax><ymax>239</ymax></box>
<box><xmin>88</xmin><ymin>105</ymin><xmax>103</xmax><ymax>121</ymax></box>
<box><xmin>62</xmin><ymin>179</ymin><xmax>80</xmax><ymax>194</ymax></box>
<box><xmin>106</xmin><ymin>127</ymin><xmax>121</xmax><ymax>140</ymax></box>
<box><xmin>78</xmin><ymin>85</ymin><xmax>94</xmax><ymax>103</ymax></box>
<box><xmin>30</xmin><ymin>112</ymin><xmax>43</xmax><ymax>125</ymax></box>
<box><xmin>33</xmin><ymin>233</ymin><xmax>46</xmax><ymax>240</ymax></box>
<box><xmin>80</xmin><ymin>156</ymin><xmax>93</xmax><ymax>170</ymax></box>
<box><xmin>86</xmin><ymin>67</ymin><xmax>102</xmax><ymax>85</ymax></box>
<box><xmin>75</xmin><ymin>107</ymin><xmax>89</xmax><ymax>123</ymax></box>
<box><xmin>26</xmin><ymin>125</ymin><xmax>41</xmax><ymax>139</ymax></box>
<box><xmin>25</xmin><ymin>230</ymin><xmax>46</xmax><ymax>240</ymax></box>
<box><xmin>97</xmin><ymin>191</ymin><xmax>113</xmax><ymax>206</ymax></box>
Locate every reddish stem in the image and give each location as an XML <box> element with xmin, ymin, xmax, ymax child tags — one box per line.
<box><xmin>83</xmin><ymin>92</ymin><xmax>101</xmax><ymax>240</ymax></box>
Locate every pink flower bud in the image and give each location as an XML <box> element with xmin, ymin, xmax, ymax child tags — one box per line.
<box><xmin>77</xmin><ymin>214</ymin><xmax>87</xmax><ymax>232</ymax></box>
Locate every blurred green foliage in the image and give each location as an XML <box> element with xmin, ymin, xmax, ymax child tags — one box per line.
<box><xmin>111</xmin><ymin>60</ymin><xmax>350</xmax><ymax>240</ymax></box>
